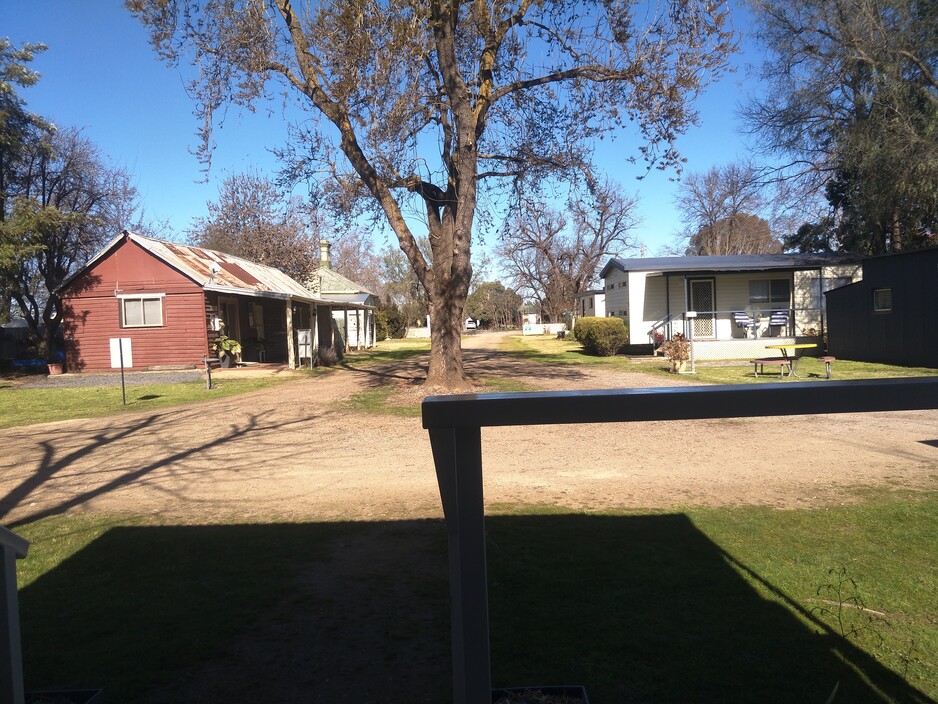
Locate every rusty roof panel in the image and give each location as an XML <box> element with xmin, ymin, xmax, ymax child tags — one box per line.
<box><xmin>127</xmin><ymin>232</ymin><xmax>320</xmax><ymax>301</ymax></box>
<box><xmin>220</xmin><ymin>261</ymin><xmax>264</xmax><ymax>287</ymax></box>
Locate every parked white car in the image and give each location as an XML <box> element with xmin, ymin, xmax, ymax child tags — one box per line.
<box><xmin>465</xmin><ymin>318</ymin><xmax>477</xmax><ymax>330</ymax></box>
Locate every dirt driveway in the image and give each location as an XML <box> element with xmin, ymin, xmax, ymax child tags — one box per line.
<box><xmin>2</xmin><ymin>331</ymin><xmax>936</xmax><ymax>525</ymax></box>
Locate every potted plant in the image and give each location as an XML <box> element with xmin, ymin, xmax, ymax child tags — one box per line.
<box><xmin>658</xmin><ymin>332</ymin><xmax>689</xmax><ymax>372</ymax></box>
<box><xmin>212</xmin><ymin>335</ymin><xmax>242</xmax><ymax>368</ymax></box>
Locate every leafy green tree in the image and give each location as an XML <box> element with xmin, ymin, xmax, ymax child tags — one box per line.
<box><xmin>129</xmin><ymin>0</ymin><xmax>735</xmax><ymax>388</ymax></box>
<box><xmin>0</xmin><ymin>39</ymin><xmax>50</xmax><ymax>323</ymax></box>
<box><xmin>465</xmin><ymin>281</ymin><xmax>522</xmax><ymax>329</ymax></box>
<box><xmin>3</xmin><ymin>128</ymin><xmax>139</xmax><ymax>356</ymax></box>
<box><xmin>746</xmin><ymin>0</ymin><xmax>938</xmax><ymax>253</ymax></box>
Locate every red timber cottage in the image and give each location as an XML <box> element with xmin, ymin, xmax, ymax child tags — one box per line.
<box><xmin>57</xmin><ymin>231</ymin><xmax>366</xmax><ymax>372</ymax></box>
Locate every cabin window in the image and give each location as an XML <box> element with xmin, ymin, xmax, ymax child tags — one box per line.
<box><xmin>748</xmin><ymin>279</ymin><xmax>790</xmax><ymax>305</ymax></box>
<box><xmin>120</xmin><ymin>295</ymin><xmax>164</xmax><ymax>327</ymax></box>
<box><xmin>872</xmin><ymin>288</ymin><xmax>893</xmax><ymax>313</ymax></box>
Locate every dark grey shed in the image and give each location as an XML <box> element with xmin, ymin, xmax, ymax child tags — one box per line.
<box><xmin>825</xmin><ymin>246</ymin><xmax>938</xmax><ymax>368</ymax></box>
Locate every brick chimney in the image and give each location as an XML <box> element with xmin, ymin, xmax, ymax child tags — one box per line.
<box><xmin>319</xmin><ymin>239</ymin><xmax>331</xmax><ymax>269</ymax></box>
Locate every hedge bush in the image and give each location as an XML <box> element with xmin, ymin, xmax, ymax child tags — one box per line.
<box><xmin>574</xmin><ymin>316</ymin><xmax>629</xmax><ymax>356</ymax></box>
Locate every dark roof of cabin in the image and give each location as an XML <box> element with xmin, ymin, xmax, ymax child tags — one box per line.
<box><xmin>599</xmin><ymin>252</ymin><xmax>864</xmax><ymax>278</ymax></box>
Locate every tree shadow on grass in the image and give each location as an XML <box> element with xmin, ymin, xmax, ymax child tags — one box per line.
<box><xmin>17</xmin><ymin>514</ymin><xmax>932</xmax><ymax>704</ymax></box>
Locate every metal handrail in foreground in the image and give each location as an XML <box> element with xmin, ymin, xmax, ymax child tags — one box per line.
<box><xmin>422</xmin><ymin>377</ymin><xmax>938</xmax><ymax>704</ymax></box>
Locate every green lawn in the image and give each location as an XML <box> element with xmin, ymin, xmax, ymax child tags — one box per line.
<box><xmin>14</xmin><ymin>493</ymin><xmax>936</xmax><ymax>702</ymax></box>
<box><xmin>0</xmin><ymin>339</ymin><xmax>431</xmax><ymax>430</ymax></box>
<box><xmin>339</xmin><ymin>337</ymin><xmax>431</xmax><ymax>367</ymax></box>
<box><xmin>0</xmin><ymin>377</ymin><xmax>288</xmax><ymax>429</ymax></box>
<box><xmin>504</xmin><ymin>333</ymin><xmax>938</xmax><ymax>384</ymax></box>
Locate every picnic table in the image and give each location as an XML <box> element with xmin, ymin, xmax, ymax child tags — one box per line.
<box><xmin>763</xmin><ymin>343</ymin><xmax>817</xmax><ymax>378</ymax></box>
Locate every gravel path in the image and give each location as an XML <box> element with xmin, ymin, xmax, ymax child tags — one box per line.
<box><xmin>1</xmin><ymin>331</ymin><xmax>935</xmax><ymax>525</ymax></box>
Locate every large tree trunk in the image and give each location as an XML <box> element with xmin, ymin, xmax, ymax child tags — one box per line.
<box><xmin>426</xmin><ymin>292</ymin><xmax>468</xmax><ymax>389</ymax></box>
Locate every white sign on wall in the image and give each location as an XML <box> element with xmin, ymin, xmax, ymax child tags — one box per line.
<box><xmin>109</xmin><ymin>337</ymin><xmax>133</xmax><ymax>369</ymax></box>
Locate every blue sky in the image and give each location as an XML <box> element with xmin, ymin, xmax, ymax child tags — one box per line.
<box><xmin>6</xmin><ymin>1</ymin><xmax>764</xmax><ymax>260</ymax></box>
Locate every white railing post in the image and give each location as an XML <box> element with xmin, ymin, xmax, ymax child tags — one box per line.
<box><xmin>0</xmin><ymin>528</ymin><xmax>29</xmax><ymax>704</ymax></box>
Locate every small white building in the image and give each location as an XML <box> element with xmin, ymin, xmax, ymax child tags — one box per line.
<box><xmin>599</xmin><ymin>253</ymin><xmax>863</xmax><ymax>359</ymax></box>
<box><xmin>574</xmin><ymin>289</ymin><xmax>606</xmax><ymax>319</ymax></box>
<box><xmin>308</xmin><ymin>241</ymin><xmax>379</xmax><ymax>350</ymax></box>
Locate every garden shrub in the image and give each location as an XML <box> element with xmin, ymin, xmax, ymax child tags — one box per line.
<box><xmin>316</xmin><ymin>345</ymin><xmax>342</xmax><ymax>367</ymax></box>
<box><xmin>575</xmin><ymin>316</ymin><xmax>629</xmax><ymax>356</ymax></box>
<box><xmin>573</xmin><ymin>316</ymin><xmax>598</xmax><ymax>342</ymax></box>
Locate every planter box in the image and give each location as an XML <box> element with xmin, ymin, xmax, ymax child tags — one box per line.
<box><xmin>492</xmin><ymin>685</ymin><xmax>589</xmax><ymax>704</ymax></box>
<box><xmin>26</xmin><ymin>689</ymin><xmax>103</xmax><ymax>704</ymax></box>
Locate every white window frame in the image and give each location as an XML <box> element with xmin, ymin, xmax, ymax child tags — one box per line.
<box><xmin>119</xmin><ymin>294</ymin><xmax>165</xmax><ymax>328</ymax></box>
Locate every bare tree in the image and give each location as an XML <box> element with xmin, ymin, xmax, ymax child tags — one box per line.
<box><xmin>130</xmin><ymin>0</ymin><xmax>734</xmax><ymax>388</ymax></box>
<box><xmin>688</xmin><ymin>213</ymin><xmax>780</xmax><ymax>255</ymax></box>
<box><xmin>498</xmin><ymin>176</ymin><xmax>639</xmax><ymax>321</ymax></box>
<box><xmin>675</xmin><ymin>163</ymin><xmax>781</xmax><ymax>254</ymax></box>
<box><xmin>380</xmin><ymin>243</ymin><xmax>426</xmax><ymax>330</ymax></box>
<box><xmin>326</xmin><ymin>228</ymin><xmax>383</xmax><ymax>295</ymax></box>
<box><xmin>191</xmin><ymin>171</ymin><xmax>318</xmax><ymax>283</ymax></box>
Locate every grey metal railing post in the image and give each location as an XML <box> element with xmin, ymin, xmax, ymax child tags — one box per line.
<box><xmin>428</xmin><ymin>426</ymin><xmax>491</xmax><ymax>704</ymax></box>
<box><xmin>1</xmin><ymin>528</ymin><xmax>29</xmax><ymax>704</ymax></box>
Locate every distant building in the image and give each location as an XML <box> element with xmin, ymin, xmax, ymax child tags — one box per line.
<box><xmin>575</xmin><ymin>289</ymin><xmax>605</xmax><ymax>318</ymax></box>
<box><xmin>57</xmin><ymin>231</ymin><xmax>371</xmax><ymax>372</ymax></box>
<box><xmin>599</xmin><ymin>253</ymin><xmax>863</xmax><ymax>359</ymax></box>
<box><xmin>307</xmin><ymin>240</ymin><xmax>379</xmax><ymax>350</ymax></box>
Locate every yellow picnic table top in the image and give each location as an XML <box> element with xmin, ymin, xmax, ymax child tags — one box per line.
<box><xmin>765</xmin><ymin>343</ymin><xmax>817</xmax><ymax>350</ymax></box>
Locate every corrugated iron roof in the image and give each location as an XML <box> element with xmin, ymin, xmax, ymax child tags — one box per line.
<box><xmin>60</xmin><ymin>231</ymin><xmax>376</xmax><ymax>309</ymax></box>
<box><xmin>129</xmin><ymin>233</ymin><xmax>322</xmax><ymax>301</ymax></box>
<box><xmin>313</xmin><ymin>267</ymin><xmax>377</xmax><ymax>297</ymax></box>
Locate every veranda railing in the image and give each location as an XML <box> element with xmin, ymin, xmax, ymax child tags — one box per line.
<box><xmin>422</xmin><ymin>377</ymin><xmax>938</xmax><ymax>704</ymax></box>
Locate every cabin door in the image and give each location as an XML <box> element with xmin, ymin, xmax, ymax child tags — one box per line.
<box><xmin>688</xmin><ymin>279</ymin><xmax>715</xmax><ymax>338</ymax></box>
<box><xmin>218</xmin><ymin>297</ymin><xmax>241</xmax><ymax>341</ymax></box>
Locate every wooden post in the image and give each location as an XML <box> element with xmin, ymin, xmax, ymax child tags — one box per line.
<box><xmin>286</xmin><ymin>299</ymin><xmax>296</xmax><ymax>368</ymax></box>
<box><xmin>311</xmin><ymin>303</ymin><xmax>319</xmax><ymax>359</ymax></box>
<box><xmin>357</xmin><ymin>309</ymin><xmax>363</xmax><ymax>350</ymax></box>
<box><xmin>343</xmin><ymin>309</ymin><xmax>350</xmax><ymax>352</ymax></box>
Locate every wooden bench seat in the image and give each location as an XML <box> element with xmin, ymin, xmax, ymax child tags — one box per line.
<box><xmin>750</xmin><ymin>358</ymin><xmax>791</xmax><ymax>377</ymax></box>
<box><xmin>818</xmin><ymin>355</ymin><xmax>836</xmax><ymax>379</ymax></box>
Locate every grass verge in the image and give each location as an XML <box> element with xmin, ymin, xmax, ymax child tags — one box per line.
<box><xmin>504</xmin><ymin>334</ymin><xmax>938</xmax><ymax>384</ymax></box>
<box><xmin>342</xmin><ymin>376</ymin><xmax>541</xmax><ymax>418</ymax></box>
<box><xmin>339</xmin><ymin>338</ymin><xmax>431</xmax><ymax>368</ymax></box>
<box><xmin>15</xmin><ymin>493</ymin><xmax>936</xmax><ymax>703</ymax></box>
<box><xmin>0</xmin><ymin>378</ymin><xmax>287</xmax><ymax>429</ymax></box>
